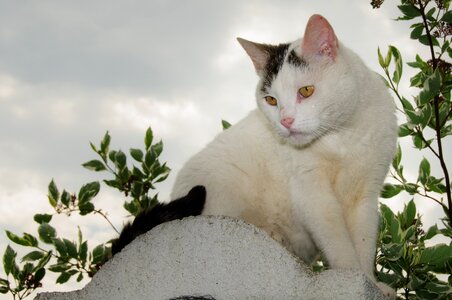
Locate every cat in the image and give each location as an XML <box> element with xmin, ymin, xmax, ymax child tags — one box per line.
<box><xmin>170</xmin><ymin>14</ymin><xmax>398</xmax><ymax>298</ymax></box>
<box><xmin>110</xmin><ymin>186</ymin><xmax>206</xmax><ymax>255</ymax></box>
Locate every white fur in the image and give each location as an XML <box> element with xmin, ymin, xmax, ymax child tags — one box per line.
<box><xmin>171</xmin><ymin>27</ymin><xmax>397</xmax><ymax>297</ymax></box>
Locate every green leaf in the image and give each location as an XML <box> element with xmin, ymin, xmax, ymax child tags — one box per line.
<box><xmin>381</xmin><ymin>243</ymin><xmax>404</xmax><ymax>261</ymax></box>
<box><xmin>400</xmin><ymin>97</ymin><xmax>414</xmax><ymax>111</ymax></box>
<box><xmin>405</xmin><ymin>109</ymin><xmax>423</xmax><ymax>125</ymax></box>
<box><xmin>222</xmin><ymin>119</ymin><xmax>232</xmax><ymax>130</ymax></box>
<box><xmin>82</xmin><ymin>159</ymin><xmax>107</xmax><ymax>172</ymax></box>
<box><xmin>407</xmin><ymin>273</ymin><xmax>426</xmax><ymax>290</ymax></box>
<box><xmin>131</xmin><ymin>182</ymin><xmax>143</xmax><ymax>199</ymax></box>
<box><xmin>392</xmin><ymin>144</ymin><xmax>402</xmax><ymax>169</ymax></box>
<box><xmin>6</xmin><ymin>231</ymin><xmax>33</xmax><ymax>247</ymax></box>
<box><xmin>130</xmin><ymin>148</ymin><xmax>144</xmax><ymax>162</ymax></box>
<box><xmin>0</xmin><ymin>286</ymin><xmax>9</xmax><ymax>294</ymax></box>
<box><xmin>419</xmin><ymin>35</ymin><xmax>440</xmax><ymax>47</ymax></box>
<box><xmin>35</xmin><ymin>251</ymin><xmax>52</xmax><ymax>271</ymax></box>
<box><xmin>390</xmin><ymin>215</ymin><xmax>402</xmax><ymax>243</ymax></box>
<box><xmin>48</xmin><ymin>262</ymin><xmax>71</xmax><ymax>273</ymax></box>
<box><xmin>418</xmin><ymin>157</ymin><xmax>431</xmax><ymax>185</ymax></box>
<box><xmin>378</xmin><ymin>47</ymin><xmax>386</xmax><ymax>68</ymax></box>
<box><xmin>34</xmin><ymin>268</ymin><xmax>46</xmax><ymax>282</ymax></box>
<box><xmin>52</xmin><ymin>238</ymin><xmax>67</xmax><ymax>257</ymax></box>
<box><xmin>124</xmin><ymin>199</ymin><xmax>140</xmax><ymax>215</ymax></box>
<box><xmin>92</xmin><ymin>244</ymin><xmax>106</xmax><ymax>265</ymax></box>
<box><xmin>405</xmin><ymin>200</ymin><xmax>416</xmax><ymax>226</ymax></box>
<box><xmin>419</xmin><ymin>69</ymin><xmax>441</xmax><ymax>105</ymax></box>
<box><xmin>2</xmin><ymin>245</ymin><xmax>16</xmax><ymax>276</ymax></box>
<box><xmin>108</xmin><ymin>150</ymin><xmax>117</xmax><ymax>163</ymax></box>
<box><xmin>0</xmin><ymin>278</ymin><xmax>9</xmax><ymax>287</ymax></box>
<box><xmin>56</xmin><ymin>272</ymin><xmax>72</xmax><ymax>284</ymax></box>
<box><xmin>132</xmin><ymin>166</ymin><xmax>145</xmax><ymax>180</ymax></box>
<box><xmin>64</xmin><ymin>239</ymin><xmax>78</xmax><ymax>259</ymax></box>
<box><xmin>61</xmin><ymin>190</ymin><xmax>71</xmax><ymax>206</ymax></box>
<box><xmin>38</xmin><ymin>223</ymin><xmax>57</xmax><ymax>244</ymax></box>
<box><xmin>398</xmin><ymin>122</ymin><xmax>415</xmax><ymax>137</ymax></box>
<box><xmin>404</xmin><ymin>182</ymin><xmax>419</xmax><ymax>195</ymax></box>
<box><xmin>441</xmin><ymin>124</ymin><xmax>452</xmax><ymax>138</ymax></box>
<box><xmin>103</xmin><ymin>179</ymin><xmax>122</xmax><ymax>189</ymax></box>
<box><xmin>79</xmin><ymin>202</ymin><xmax>95</xmax><ymax>216</ymax></box>
<box><xmin>390</xmin><ymin>46</ymin><xmax>403</xmax><ymax>84</ymax></box>
<box><xmin>79</xmin><ymin>241</ymin><xmax>88</xmax><ymax>262</ymax></box>
<box><xmin>114</xmin><ymin>150</ymin><xmax>127</xmax><ymax>171</ymax></box>
<box><xmin>144</xmin><ymin>127</ymin><xmax>153</xmax><ymax>150</ymax></box>
<box><xmin>100</xmin><ymin>131</ymin><xmax>111</xmax><ymax>159</ymax></box>
<box><xmin>442</xmin><ymin>10</ymin><xmax>452</xmax><ymax>23</ymax></box>
<box><xmin>48</xmin><ymin>179</ymin><xmax>59</xmax><ymax>207</ymax></box>
<box><xmin>398</xmin><ymin>4</ymin><xmax>421</xmax><ymax>19</ymax></box>
<box><xmin>78</xmin><ymin>181</ymin><xmax>100</xmax><ymax>204</ymax></box>
<box><xmin>33</xmin><ymin>213</ymin><xmax>53</xmax><ymax>224</ymax></box>
<box><xmin>419</xmin><ymin>244</ymin><xmax>452</xmax><ymax>266</ymax></box>
<box><xmin>410</xmin><ymin>72</ymin><xmax>424</xmax><ymax>88</ymax></box>
<box><xmin>76</xmin><ymin>272</ymin><xmax>84</xmax><ymax>282</ymax></box>
<box><xmin>422</xmin><ymin>224</ymin><xmax>440</xmax><ymax>241</ymax></box>
<box><xmin>380</xmin><ymin>183</ymin><xmax>403</xmax><ymax>198</ymax></box>
<box><xmin>22</xmin><ymin>251</ymin><xmax>45</xmax><ymax>262</ymax></box>
<box><xmin>151</xmin><ymin>140</ymin><xmax>163</xmax><ymax>158</ymax></box>
<box><xmin>89</xmin><ymin>142</ymin><xmax>97</xmax><ymax>153</ymax></box>
<box><xmin>423</xmin><ymin>281</ymin><xmax>451</xmax><ymax>294</ymax></box>
<box><xmin>144</xmin><ymin>150</ymin><xmax>156</xmax><ymax>171</ymax></box>
<box><xmin>412</xmin><ymin>132</ymin><xmax>432</xmax><ymax>150</ymax></box>
<box><xmin>410</xmin><ymin>23</ymin><xmax>424</xmax><ymax>40</ymax></box>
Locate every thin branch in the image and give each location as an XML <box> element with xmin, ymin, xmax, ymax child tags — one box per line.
<box><xmin>416</xmin><ymin>127</ymin><xmax>441</xmax><ymax>159</ymax></box>
<box><xmin>418</xmin><ymin>0</ymin><xmax>452</xmax><ymax>224</ymax></box>
<box><xmin>94</xmin><ymin>209</ymin><xmax>120</xmax><ymax>235</ymax></box>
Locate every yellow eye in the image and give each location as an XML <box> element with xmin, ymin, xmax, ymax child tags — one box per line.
<box><xmin>299</xmin><ymin>85</ymin><xmax>315</xmax><ymax>98</ymax></box>
<box><xmin>265</xmin><ymin>96</ymin><xmax>278</xmax><ymax>106</ymax></box>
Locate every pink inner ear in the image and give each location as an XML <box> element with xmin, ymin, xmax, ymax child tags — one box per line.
<box><xmin>237</xmin><ymin>38</ymin><xmax>268</xmax><ymax>74</ymax></box>
<box><xmin>301</xmin><ymin>14</ymin><xmax>338</xmax><ymax>60</ymax></box>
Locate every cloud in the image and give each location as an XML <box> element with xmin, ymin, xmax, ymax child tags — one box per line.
<box><xmin>0</xmin><ymin>1</ymin><xmax>450</xmax><ymax>298</ymax></box>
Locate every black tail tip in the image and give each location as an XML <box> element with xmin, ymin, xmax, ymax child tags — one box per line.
<box><xmin>187</xmin><ymin>185</ymin><xmax>206</xmax><ymax>199</ymax></box>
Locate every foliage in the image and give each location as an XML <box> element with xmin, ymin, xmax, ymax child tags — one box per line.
<box><xmin>377</xmin><ymin>201</ymin><xmax>452</xmax><ymax>299</ymax></box>
<box><xmin>0</xmin><ymin>127</ymin><xmax>170</xmax><ymax>299</ymax></box>
<box><xmin>374</xmin><ymin>0</ymin><xmax>451</xmax><ymax>299</ymax></box>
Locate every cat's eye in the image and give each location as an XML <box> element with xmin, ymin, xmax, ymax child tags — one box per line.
<box><xmin>299</xmin><ymin>85</ymin><xmax>315</xmax><ymax>98</ymax></box>
<box><xmin>265</xmin><ymin>96</ymin><xmax>278</xmax><ymax>106</ymax></box>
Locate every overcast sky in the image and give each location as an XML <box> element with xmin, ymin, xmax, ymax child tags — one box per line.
<box><xmin>0</xmin><ymin>0</ymin><xmax>450</xmax><ymax>297</ymax></box>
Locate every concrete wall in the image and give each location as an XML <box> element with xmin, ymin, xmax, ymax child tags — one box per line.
<box><xmin>35</xmin><ymin>216</ymin><xmax>386</xmax><ymax>300</ymax></box>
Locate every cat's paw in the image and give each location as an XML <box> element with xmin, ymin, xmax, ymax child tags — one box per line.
<box><xmin>376</xmin><ymin>282</ymin><xmax>396</xmax><ymax>299</ymax></box>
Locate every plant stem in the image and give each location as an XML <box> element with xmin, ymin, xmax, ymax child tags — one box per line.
<box><xmin>418</xmin><ymin>0</ymin><xmax>452</xmax><ymax>224</ymax></box>
<box><xmin>94</xmin><ymin>209</ymin><xmax>120</xmax><ymax>235</ymax></box>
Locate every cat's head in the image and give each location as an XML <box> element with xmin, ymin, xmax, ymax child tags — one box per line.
<box><xmin>238</xmin><ymin>14</ymin><xmax>361</xmax><ymax>147</ymax></box>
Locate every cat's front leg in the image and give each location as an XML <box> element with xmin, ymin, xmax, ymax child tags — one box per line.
<box><xmin>346</xmin><ymin>198</ymin><xmax>379</xmax><ymax>278</ymax></box>
<box><xmin>290</xmin><ymin>176</ymin><xmax>360</xmax><ymax>270</ymax></box>
<box><xmin>347</xmin><ymin>196</ymin><xmax>396</xmax><ymax>299</ymax></box>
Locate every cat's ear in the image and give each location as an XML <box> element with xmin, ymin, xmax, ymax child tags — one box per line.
<box><xmin>301</xmin><ymin>14</ymin><xmax>339</xmax><ymax>61</ymax></box>
<box><xmin>237</xmin><ymin>38</ymin><xmax>269</xmax><ymax>74</ymax></box>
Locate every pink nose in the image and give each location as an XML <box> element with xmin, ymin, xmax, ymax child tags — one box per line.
<box><xmin>281</xmin><ymin>117</ymin><xmax>295</xmax><ymax>129</ymax></box>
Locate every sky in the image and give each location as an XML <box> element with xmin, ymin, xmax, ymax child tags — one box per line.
<box><xmin>0</xmin><ymin>0</ymin><xmax>450</xmax><ymax>298</ymax></box>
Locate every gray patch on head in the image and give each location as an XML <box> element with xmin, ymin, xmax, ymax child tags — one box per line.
<box><xmin>259</xmin><ymin>45</ymin><xmax>308</xmax><ymax>94</ymax></box>
<box><xmin>260</xmin><ymin>43</ymin><xmax>290</xmax><ymax>93</ymax></box>
<box><xmin>287</xmin><ymin>49</ymin><xmax>308</xmax><ymax>68</ymax></box>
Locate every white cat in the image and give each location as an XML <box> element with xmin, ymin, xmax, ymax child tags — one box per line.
<box><xmin>171</xmin><ymin>14</ymin><xmax>397</xmax><ymax>298</ymax></box>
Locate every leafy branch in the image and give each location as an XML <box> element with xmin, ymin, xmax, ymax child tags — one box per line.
<box><xmin>0</xmin><ymin>127</ymin><xmax>170</xmax><ymax>298</ymax></box>
<box><xmin>375</xmin><ymin>0</ymin><xmax>452</xmax><ymax>299</ymax></box>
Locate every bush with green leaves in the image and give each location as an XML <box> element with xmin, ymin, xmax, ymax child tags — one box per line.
<box><xmin>373</xmin><ymin>0</ymin><xmax>451</xmax><ymax>299</ymax></box>
<box><xmin>0</xmin><ymin>127</ymin><xmax>170</xmax><ymax>299</ymax></box>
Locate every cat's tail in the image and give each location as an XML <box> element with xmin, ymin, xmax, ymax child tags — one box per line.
<box><xmin>111</xmin><ymin>186</ymin><xmax>206</xmax><ymax>256</ymax></box>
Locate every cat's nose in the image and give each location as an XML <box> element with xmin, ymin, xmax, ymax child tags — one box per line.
<box><xmin>281</xmin><ymin>117</ymin><xmax>295</xmax><ymax>129</ymax></box>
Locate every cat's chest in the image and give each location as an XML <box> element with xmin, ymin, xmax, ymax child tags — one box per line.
<box><xmin>280</xmin><ymin>133</ymin><xmax>369</xmax><ymax>201</ymax></box>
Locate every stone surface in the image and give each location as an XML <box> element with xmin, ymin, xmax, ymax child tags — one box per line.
<box><xmin>35</xmin><ymin>216</ymin><xmax>386</xmax><ymax>300</ymax></box>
